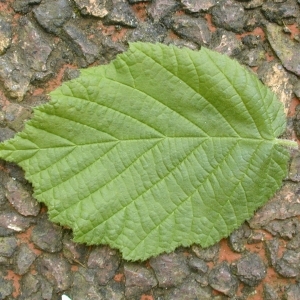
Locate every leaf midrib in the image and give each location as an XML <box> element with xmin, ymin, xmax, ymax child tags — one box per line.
<box><xmin>11</xmin><ymin>135</ymin><xmax>275</xmax><ymax>151</ymax></box>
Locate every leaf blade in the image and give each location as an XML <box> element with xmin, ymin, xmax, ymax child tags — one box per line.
<box><xmin>0</xmin><ymin>43</ymin><xmax>289</xmax><ymax>260</ymax></box>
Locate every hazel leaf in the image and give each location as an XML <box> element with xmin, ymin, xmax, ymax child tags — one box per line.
<box><xmin>0</xmin><ymin>43</ymin><xmax>291</xmax><ymax>261</ymax></box>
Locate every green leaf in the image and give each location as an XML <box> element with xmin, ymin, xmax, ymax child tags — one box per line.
<box><xmin>0</xmin><ymin>42</ymin><xmax>291</xmax><ymax>261</ymax></box>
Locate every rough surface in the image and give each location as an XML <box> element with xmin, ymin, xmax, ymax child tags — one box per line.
<box><xmin>265</xmin><ymin>238</ymin><xmax>279</xmax><ymax>267</ymax></box>
<box><xmin>0</xmin><ymin>275</ymin><xmax>13</xmax><ymax>299</ymax></box>
<box><xmin>289</xmin><ymin>149</ymin><xmax>300</xmax><ymax>182</ymax></box>
<box><xmin>211</xmin><ymin>0</ymin><xmax>245</xmax><ymax>33</ymax></box>
<box><xmin>210</xmin><ymin>28</ymin><xmax>244</xmax><ymax>57</ymax></box>
<box><xmin>31</xmin><ymin>217</ymin><xmax>63</xmax><ymax>253</ymax></box>
<box><xmin>264</xmin><ymin>283</ymin><xmax>280</xmax><ymax>300</ymax></box>
<box><xmin>208</xmin><ymin>261</ymin><xmax>239</xmax><ymax>296</ymax></box>
<box><xmin>15</xmin><ymin>243</ymin><xmax>38</xmax><ymax>275</ymax></box>
<box><xmin>165</xmin><ymin>277</ymin><xmax>212</xmax><ymax>300</ymax></box>
<box><xmin>181</xmin><ymin>0</ymin><xmax>217</xmax><ymax>12</ymax></box>
<box><xmin>73</xmin><ymin>0</ymin><xmax>109</xmax><ymax>18</ymax></box>
<box><xmin>228</xmin><ymin>224</ymin><xmax>251</xmax><ymax>252</ymax></box>
<box><xmin>258</xmin><ymin>62</ymin><xmax>293</xmax><ymax>115</ymax></box>
<box><xmin>232</xmin><ymin>253</ymin><xmax>267</xmax><ymax>286</ymax></box>
<box><xmin>12</xmin><ymin>0</ymin><xmax>41</xmax><ymax>14</ymax></box>
<box><xmin>124</xmin><ymin>263</ymin><xmax>157</xmax><ymax>297</ymax></box>
<box><xmin>171</xmin><ymin>15</ymin><xmax>211</xmax><ymax>45</ymax></box>
<box><xmin>0</xmin><ymin>0</ymin><xmax>299</xmax><ymax>299</ymax></box>
<box><xmin>264</xmin><ymin>217</ymin><xmax>300</xmax><ymax>239</ymax></box>
<box><xmin>63</xmin><ymin>21</ymin><xmax>99</xmax><ymax>64</ymax></box>
<box><xmin>0</xmin><ymin>211</ymin><xmax>35</xmax><ymax>235</ymax></box>
<box><xmin>104</xmin><ymin>0</ymin><xmax>138</xmax><ymax>28</ymax></box>
<box><xmin>188</xmin><ymin>257</ymin><xmax>208</xmax><ymax>274</ymax></box>
<box><xmin>87</xmin><ymin>246</ymin><xmax>121</xmax><ymax>285</ymax></box>
<box><xmin>284</xmin><ymin>283</ymin><xmax>300</xmax><ymax>300</ymax></box>
<box><xmin>262</xmin><ymin>0</ymin><xmax>298</xmax><ymax>25</ymax></box>
<box><xmin>36</xmin><ymin>253</ymin><xmax>72</xmax><ymax>292</ymax></box>
<box><xmin>0</xmin><ymin>15</ymin><xmax>12</xmax><ymax>55</ymax></box>
<box><xmin>147</xmin><ymin>0</ymin><xmax>179</xmax><ymax>23</ymax></box>
<box><xmin>128</xmin><ymin>21</ymin><xmax>167</xmax><ymax>43</ymax></box>
<box><xmin>243</xmin><ymin>0</ymin><xmax>264</xmax><ymax>9</ymax></box>
<box><xmin>5</xmin><ymin>178</ymin><xmax>40</xmax><ymax>216</ymax></box>
<box><xmin>33</xmin><ymin>0</ymin><xmax>73</xmax><ymax>34</ymax></box>
<box><xmin>0</xmin><ymin>236</ymin><xmax>17</xmax><ymax>257</ymax></box>
<box><xmin>266</xmin><ymin>22</ymin><xmax>300</xmax><ymax>77</ymax></box>
<box><xmin>295</xmin><ymin>105</ymin><xmax>300</xmax><ymax>139</ymax></box>
<box><xmin>149</xmin><ymin>252</ymin><xmax>190</xmax><ymax>288</ymax></box>
<box><xmin>192</xmin><ymin>243</ymin><xmax>220</xmax><ymax>262</ymax></box>
<box><xmin>0</xmin><ymin>17</ymin><xmax>53</xmax><ymax>101</ymax></box>
<box><xmin>275</xmin><ymin>249</ymin><xmax>300</xmax><ymax>277</ymax></box>
<box><xmin>249</xmin><ymin>182</ymin><xmax>300</xmax><ymax>228</ymax></box>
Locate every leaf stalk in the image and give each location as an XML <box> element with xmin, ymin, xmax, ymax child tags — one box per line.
<box><xmin>276</xmin><ymin>139</ymin><xmax>299</xmax><ymax>149</ymax></box>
